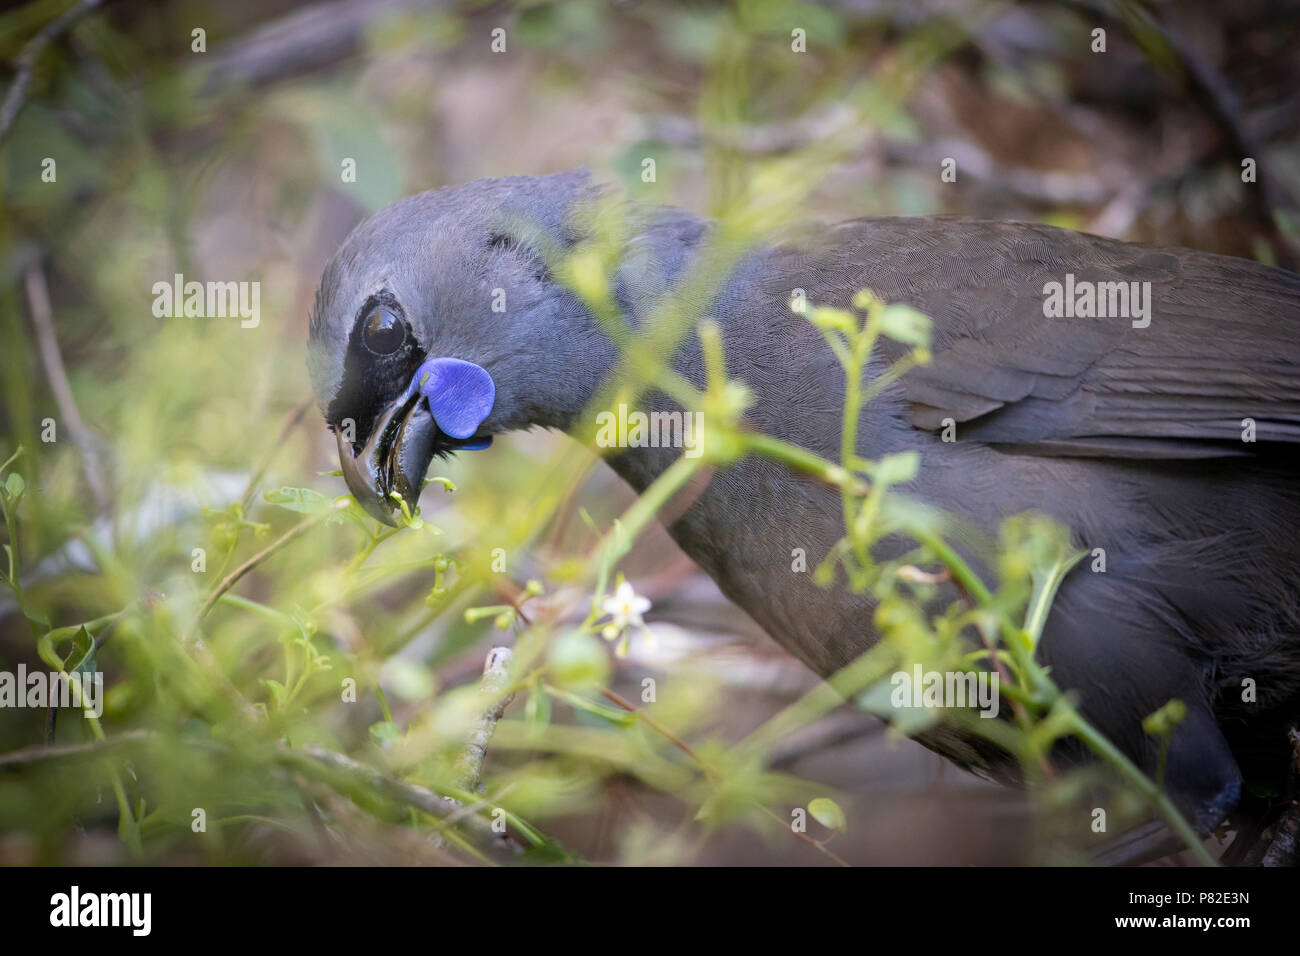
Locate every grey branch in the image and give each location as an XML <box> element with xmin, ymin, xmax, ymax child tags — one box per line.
<box><xmin>286</xmin><ymin>743</ymin><xmax>520</xmax><ymax>859</ymax></box>
<box><xmin>0</xmin><ymin>729</ymin><xmax>150</xmax><ymax>770</ymax></box>
<box><xmin>288</xmin><ymin>744</ymin><xmax>462</xmax><ymax>818</ymax></box>
<box><xmin>1254</xmin><ymin>728</ymin><xmax>1300</xmax><ymax>867</ymax></box>
<box><xmin>24</xmin><ymin>262</ymin><xmax>111</xmax><ymax>515</ymax></box>
<box><xmin>1</xmin><ymin>730</ymin><xmax>518</xmax><ymax>858</ymax></box>
<box><xmin>198</xmin><ymin>0</ymin><xmax>435</xmax><ymax>95</ymax></box>
<box><xmin>453</xmin><ymin>646</ymin><xmax>515</xmax><ymax>794</ymax></box>
<box><xmin>0</xmin><ymin>0</ymin><xmax>106</xmax><ymax>143</ymax></box>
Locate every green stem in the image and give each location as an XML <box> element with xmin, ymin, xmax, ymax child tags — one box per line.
<box><xmin>588</xmin><ymin>454</ymin><xmax>702</xmax><ymax>613</ymax></box>
<box><xmin>375</xmin><ymin>686</ymin><xmax>394</xmax><ymax>724</ymax></box>
<box><xmin>1066</xmin><ymin>702</ymin><xmax>1217</xmax><ymax>866</ymax></box>
<box><xmin>191</xmin><ymin>505</ymin><xmax>342</xmax><ymax>631</ymax></box>
<box><xmin>736</xmin><ymin>402</ymin><xmax>1214</xmax><ymax>863</ymax></box>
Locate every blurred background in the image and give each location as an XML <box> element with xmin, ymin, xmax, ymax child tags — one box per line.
<box><xmin>1</xmin><ymin>0</ymin><xmax>1297</xmax><ymax>865</ymax></box>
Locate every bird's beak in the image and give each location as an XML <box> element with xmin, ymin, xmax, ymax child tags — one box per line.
<box><xmin>336</xmin><ymin>356</ymin><xmax>496</xmax><ymax>526</ymax></box>
<box><xmin>337</xmin><ymin>392</ymin><xmax>438</xmax><ymax>527</ymax></box>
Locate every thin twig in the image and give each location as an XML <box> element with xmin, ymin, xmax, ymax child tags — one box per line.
<box><xmin>767</xmin><ymin>710</ymin><xmax>878</xmax><ymax>770</ymax></box>
<box><xmin>24</xmin><ymin>262</ymin><xmax>109</xmax><ymax>514</ymax></box>
<box><xmin>598</xmin><ymin>687</ymin><xmax>851</xmax><ymax>865</ymax></box>
<box><xmin>191</xmin><ymin>507</ymin><xmax>338</xmax><ymax>630</ymax></box>
<box><xmin>974</xmin><ymin>625</ymin><xmax>1056</xmax><ymax>784</ymax></box>
<box><xmin>291</xmin><ymin>744</ymin><xmax>465</xmax><ymax>822</ymax></box>
<box><xmin>600</xmin><ymin>687</ymin><xmax>700</xmax><ymax>762</ymax></box>
<box><xmin>1058</xmin><ymin>0</ymin><xmax>1298</xmax><ymax>267</ymax></box>
<box><xmin>0</xmin><ymin>728</ymin><xmax>150</xmax><ymax>770</ymax></box>
<box><xmin>196</xmin><ymin>0</ymin><xmax>430</xmax><ymax>95</ymax></box>
<box><xmin>0</xmin><ymin>0</ymin><xmax>106</xmax><ymax>142</ymax></box>
<box><xmin>453</xmin><ymin>646</ymin><xmax>515</xmax><ymax>793</ymax></box>
<box><xmin>756</xmin><ymin>803</ymin><xmax>852</xmax><ymax>867</ymax></box>
<box><xmin>287</xmin><ymin>744</ymin><xmax>520</xmax><ymax>858</ymax></box>
<box><xmin>1</xmin><ymin>729</ymin><xmax>518</xmax><ymax>858</ymax></box>
<box><xmin>656</xmin><ymin>464</ymin><xmax>715</xmax><ymax>530</ymax></box>
<box><xmin>183</xmin><ymin>512</ymin><xmax>341</xmax><ymax>718</ymax></box>
<box><xmin>239</xmin><ymin>397</ymin><xmax>313</xmax><ymax>511</ymax></box>
<box><xmin>489</xmin><ymin>583</ymin><xmax>532</xmax><ymax>627</ymax></box>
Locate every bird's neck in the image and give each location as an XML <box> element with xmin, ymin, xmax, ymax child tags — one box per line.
<box><xmin>574</xmin><ymin>214</ymin><xmax>754</xmax><ymax>492</ymax></box>
<box><xmin>552</xmin><ymin>207</ymin><xmax>896</xmax><ymax>494</ymax></box>
<box><xmin>556</xmin><ymin>218</ymin><xmax>894</xmax><ymax>677</ymax></box>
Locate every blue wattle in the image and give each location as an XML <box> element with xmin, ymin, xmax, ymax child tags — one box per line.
<box><xmin>406</xmin><ymin>357</ymin><xmax>496</xmax><ymax>442</ymax></box>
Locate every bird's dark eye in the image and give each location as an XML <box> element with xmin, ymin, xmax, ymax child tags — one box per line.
<box><xmin>362</xmin><ymin>307</ymin><xmax>406</xmax><ymax>356</ymax></box>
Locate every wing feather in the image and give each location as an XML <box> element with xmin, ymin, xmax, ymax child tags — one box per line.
<box><xmin>770</xmin><ymin>217</ymin><xmax>1300</xmax><ymax>459</ymax></box>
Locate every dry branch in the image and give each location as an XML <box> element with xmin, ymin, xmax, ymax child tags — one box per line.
<box><xmin>0</xmin><ymin>0</ymin><xmax>105</xmax><ymax>142</ymax></box>
<box><xmin>453</xmin><ymin>646</ymin><xmax>515</xmax><ymax>794</ymax></box>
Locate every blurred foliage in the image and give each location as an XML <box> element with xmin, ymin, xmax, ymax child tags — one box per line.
<box><xmin>2</xmin><ymin>0</ymin><xmax>1289</xmax><ymax>864</ymax></box>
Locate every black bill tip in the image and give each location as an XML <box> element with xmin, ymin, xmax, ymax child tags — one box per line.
<box><xmin>337</xmin><ymin>393</ymin><xmax>434</xmax><ymax>526</ymax></box>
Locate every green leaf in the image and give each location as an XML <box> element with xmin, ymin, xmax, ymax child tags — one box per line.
<box><xmin>4</xmin><ymin>472</ymin><xmax>24</xmax><ymax>498</ymax></box>
<box><xmin>548</xmin><ymin>631</ymin><xmax>610</xmax><ymax>689</ymax></box>
<box><xmin>37</xmin><ymin>625</ymin><xmax>92</xmax><ymax>672</ymax></box>
<box><xmin>856</xmin><ymin>680</ymin><xmax>940</xmax><ymax>736</ymax></box>
<box><xmin>260</xmin><ymin>679</ymin><xmax>288</xmax><ymax>709</ymax></box>
<box><xmin>877</xmin><ymin>304</ymin><xmax>932</xmax><ymax>348</ymax></box>
<box><xmin>871</xmin><ymin>451</ymin><xmax>919</xmax><ymax>486</ymax></box>
<box><xmin>1143</xmin><ymin>699</ymin><xmax>1188</xmax><ymax>738</ymax></box>
<box><xmin>464</xmin><ymin>605</ymin><xmax>510</xmax><ymax>624</ymax></box>
<box><xmin>545</xmin><ymin>686</ymin><xmax>637</xmax><ymax>727</ymax></box>
<box><xmin>520</xmin><ymin>836</ymin><xmax>573</xmax><ymax>863</ymax></box>
<box><xmin>263</xmin><ymin>486</ymin><xmax>330</xmax><ymax>514</ymax></box>
<box><xmin>525</xmin><ymin>683</ymin><xmax>551</xmax><ymax>729</ymax></box>
<box><xmin>807</xmin><ymin>305</ymin><xmax>857</xmax><ymax>333</ymax></box>
<box><xmin>368</xmin><ymin>720</ymin><xmax>403</xmax><ymax>743</ymax></box>
<box><xmin>851</xmin><ymin>289</ymin><xmax>879</xmax><ymax>312</ymax></box>
<box><xmin>1016</xmin><ymin>522</ymin><xmax>1088</xmax><ymax>654</ymax></box>
<box><xmin>67</xmin><ymin>629</ymin><xmax>97</xmax><ymax>676</ymax></box>
<box><xmin>384</xmin><ymin>660</ymin><xmax>434</xmax><ymax>702</ymax></box>
<box><xmin>808</xmin><ymin>797</ymin><xmax>847</xmax><ymax>833</ymax></box>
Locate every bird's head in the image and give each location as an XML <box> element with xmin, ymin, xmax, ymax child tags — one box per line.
<box><xmin>308</xmin><ymin>170</ymin><xmax>622</xmax><ymax>525</ymax></box>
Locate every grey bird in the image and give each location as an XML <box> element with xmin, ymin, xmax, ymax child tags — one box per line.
<box><xmin>308</xmin><ymin>169</ymin><xmax>1300</xmax><ymax>853</ymax></box>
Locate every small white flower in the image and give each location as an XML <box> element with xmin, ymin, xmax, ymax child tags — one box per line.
<box><xmin>602</xmin><ymin>581</ymin><xmax>650</xmax><ymax>630</ymax></box>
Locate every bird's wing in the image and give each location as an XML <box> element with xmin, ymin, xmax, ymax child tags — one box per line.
<box><xmin>783</xmin><ymin>217</ymin><xmax>1300</xmax><ymax>459</ymax></box>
